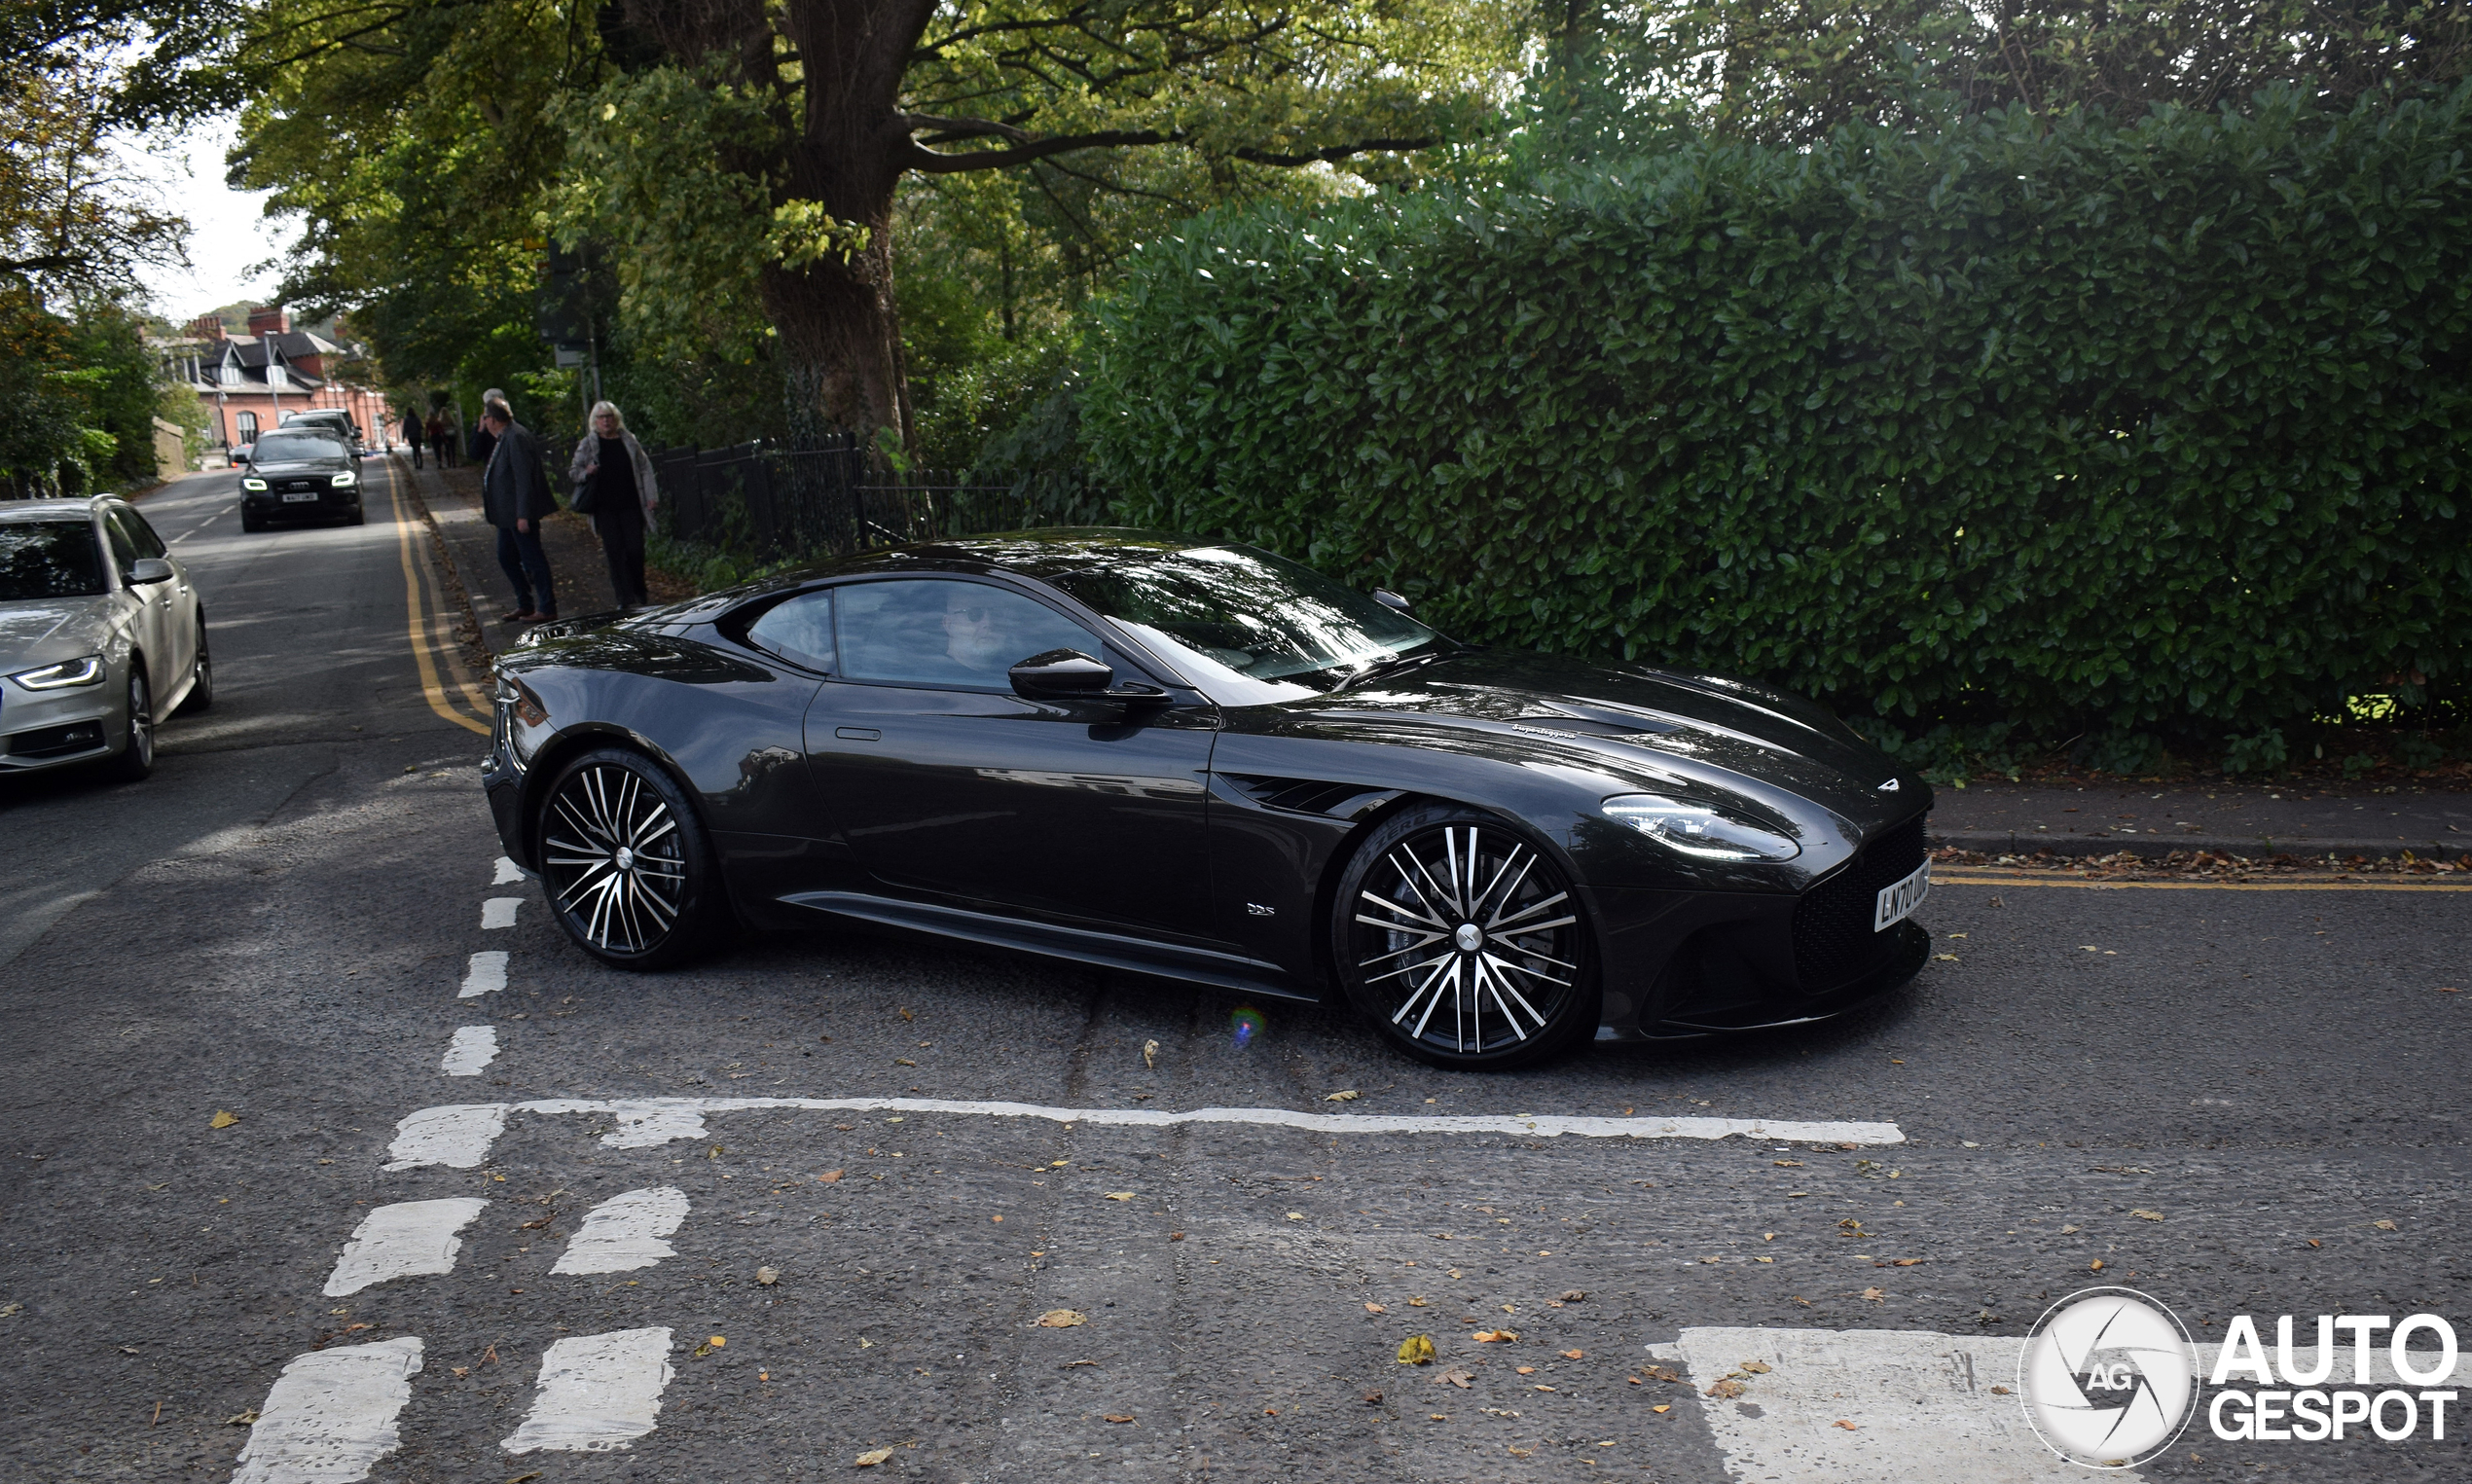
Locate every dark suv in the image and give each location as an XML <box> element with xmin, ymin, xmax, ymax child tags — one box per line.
<box><xmin>240</xmin><ymin>427</ymin><xmax>366</xmax><ymax>530</ymax></box>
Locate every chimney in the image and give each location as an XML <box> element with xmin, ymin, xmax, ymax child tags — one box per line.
<box><xmin>246</xmin><ymin>306</ymin><xmax>290</xmax><ymax>336</ymax></box>
<box><xmin>192</xmin><ymin>313</ymin><xmax>226</xmax><ymax>341</ymax></box>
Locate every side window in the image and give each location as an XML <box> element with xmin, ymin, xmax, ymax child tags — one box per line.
<box><xmin>102</xmin><ymin>514</ymin><xmax>138</xmax><ymax>572</ymax></box>
<box><xmin>111</xmin><ymin>509</ymin><xmax>167</xmax><ymax>560</ymax></box>
<box><xmin>835</xmin><ymin>579</ymin><xmax>1098</xmax><ymax>689</ymax></box>
<box><xmin>745</xmin><ymin>589</ymin><xmax>835</xmax><ymax>670</ymax></box>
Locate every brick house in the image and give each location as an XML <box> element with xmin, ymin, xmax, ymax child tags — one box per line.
<box><xmin>163</xmin><ymin>307</ymin><xmax>397</xmax><ymax>459</ymax></box>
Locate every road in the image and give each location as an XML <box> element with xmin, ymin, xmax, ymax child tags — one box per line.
<box><xmin>2</xmin><ymin>470</ymin><xmax>2466</xmax><ymax>1482</ymax></box>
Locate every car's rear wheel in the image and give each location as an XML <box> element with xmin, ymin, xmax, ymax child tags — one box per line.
<box><xmin>536</xmin><ymin>746</ymin><xmax>720</xmax><ymax>969</ymax></box>
<box><xmin>1332</xmin><ymin>804</ymin><xmax>1600</xmax><ymax>1070</ymax></box>
<box><xmin>99</xmin><ymin>665</ymin><xmax>155</xmax><ymax>782</ymax></box>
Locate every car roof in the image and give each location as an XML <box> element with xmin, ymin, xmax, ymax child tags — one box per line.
<box><xmin>0</xmin><ymin>497</ymin><xmax>108</xmax><ymax>524</ymax></box>
<box><xmin>805</xmin><ymin>527</ymin><xmax>1210</xmax><ymax>582</ymax></box>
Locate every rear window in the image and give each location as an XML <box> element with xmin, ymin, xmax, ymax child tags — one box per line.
<box><xmin>0</xmin><ymin>521</ymin><xmax>105</xmax><ymax>600</ymax></box>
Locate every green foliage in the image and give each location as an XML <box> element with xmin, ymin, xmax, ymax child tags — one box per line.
<box><xmin>2077</xmin><ymin>731</ymin><xmax>2170</xmax><ymax>778</ymax></box>
<box><xmin>2223</xmin><ymin>729</ymin><xmax>2293</xmax><ymax>774</ymax></box>
<box><xmin>1087</xmin><ymin>85</ymin><xmax>2472</xmax><ymax>745</ymax></box>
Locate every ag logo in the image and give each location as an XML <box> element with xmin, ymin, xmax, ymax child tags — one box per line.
<box><xmin>2018</xmin><ymin>1286</ymin><xmax>2201</xmax><ymax>1468</ymax></box>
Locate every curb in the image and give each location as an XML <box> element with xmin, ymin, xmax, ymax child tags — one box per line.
<box><xmin>1931</xmin><ymin>830</ymin><xmax>2466</xmax><ymax>863</ymax></box>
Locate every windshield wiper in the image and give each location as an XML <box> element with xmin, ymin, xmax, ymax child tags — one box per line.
<box><xmin>1328</xmin><ymin>646</ymin><xmax>1451</xmax><ymax>693</ymax></box>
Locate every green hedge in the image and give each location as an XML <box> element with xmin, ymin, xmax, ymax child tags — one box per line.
<box><xmin>1085</xmin><ymin>87</ymin><xmax>2472</xmax><ymax>747</ymax></box>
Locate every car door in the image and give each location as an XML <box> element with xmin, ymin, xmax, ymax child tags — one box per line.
<box><xmin>98</xmin><ymin>511</ymin><xmax>173</xmax><ymax>699</ymax></box>
<box><xmin>109</xmin><ymin>507</ymin><xmax>195</xmax><ymax>687</ymax></box>
<box><xmin>805</xmin><ymin>575</ymin><xmax>1223</xmax><ymax>945</ymax></box>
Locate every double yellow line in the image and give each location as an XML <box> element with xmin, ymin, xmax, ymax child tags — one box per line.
<box><xmin>1935</xmin><ymin>869</ymin><xmax>2472</xmax><ymax>894</ymax></box>
<box><xmin>382</xmin><ymin>459</ymin><xmax>492</xmax><ymax>736</ymax></box>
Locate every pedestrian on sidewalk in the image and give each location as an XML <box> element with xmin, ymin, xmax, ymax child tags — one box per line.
<box><xmin>425</xmin><ymin>411</ymin><xmax>451</xmax><ymax>469</ymax></box>
<box><xmin>567</xmin><ymin>400</ymin><xmax>659</xmax><ymax>609</ymax></box>
<box><xmin>401</xmin><ymin>407</ymin><xmax>425</xmax><ymax>469</ymax></box>
<box><xmin>470</xmin><ymin>387</ymin><xmax>508</xmax><ymax>469</ymax></box>
<box><xmin>481</xmin><ymin>402</ymin><xmax>558</xmax><ymax>624</ymax></box>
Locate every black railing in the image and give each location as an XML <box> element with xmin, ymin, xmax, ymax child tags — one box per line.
<box><xmin>646</xmin><ymin>436</ymin><xmax>1055</xmax><ymax>560</ymax></box>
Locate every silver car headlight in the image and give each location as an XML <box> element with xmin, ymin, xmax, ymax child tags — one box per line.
<box><xmin>241</xmin><ymin>477</ymin><xmax>268</xmax><ymax>490</ymax></box>
<box><xmin>331</xmin><ymin>471</ymin><xmax>358</xmax><ymax>487</ymax></box>
<box><xmin>10</xmin><ymin>654</ymin><xmax>106</xmax><ymax>690</ymax></box>
<box><xmin>1602</xmin><ymin>793</ymin><xmax>1801</xmax><ymax>862</ymax></box>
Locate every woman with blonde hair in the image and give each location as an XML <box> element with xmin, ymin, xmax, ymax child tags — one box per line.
<box><xmin>568</xmin><ymin>400</ymin><xmax>660</xmax><ymax>607</ymax></box>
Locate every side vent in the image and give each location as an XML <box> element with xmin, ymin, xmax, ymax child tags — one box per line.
<box><xmin>1218</xmin><ymin>775</ymin><xmax>1402</xmax><ymax>821</ymax></box>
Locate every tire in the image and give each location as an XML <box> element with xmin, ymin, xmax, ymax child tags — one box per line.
<box><xmin>535</xmin><ymin>746</ymin><xmax>723</xmax><ymax>969</ymax></box>
<box><xmin>99</xmin><ymin>663</ymin><xmax>155</xmax><ymax>782</ymax></box>
<box><xmin>345</xmin><ymin>503</ymin><xmax>365</xmax><ymax>526</ymax></box>
<box><xmin>1331</xmin><ymin>803</ymin><xmax>1601</xmax><ymax>1070</ymax></box>
<box><xmin>178</xmin><ymin>617</ymin><xmax>214</xmax><ymax>714</ymax></box>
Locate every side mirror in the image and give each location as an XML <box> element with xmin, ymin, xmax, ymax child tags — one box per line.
<box><xmin>127</xmin><ymin>558</ymin><xmax>175</xmax><ymax>586</ymax></box>
<box><xmin>1009</xmin><ymin>648</ymin><xmax>1113</xmax><ymax>700</ymax></box>
<box><xmin>1372</xmin><ymin>588</ymin><xmax>1412</xmax><ymax>614</ymax></box>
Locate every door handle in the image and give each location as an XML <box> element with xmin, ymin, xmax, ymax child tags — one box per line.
<box><xmin>833</xmin><ymin>727</ymin><xmax>881</xmax><ymax>742</ymax></box>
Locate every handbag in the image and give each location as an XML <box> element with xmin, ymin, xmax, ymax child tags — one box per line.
<box><xmin>568</xmin><ymin>477</ymin><xmax>598</xmax><ymax>515</ymax></box>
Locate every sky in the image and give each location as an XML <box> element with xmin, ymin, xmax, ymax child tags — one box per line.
<box><xmin>122</xmin><ymin>114</ymin><xmax>302</xmax><ymax>322</ymax></box>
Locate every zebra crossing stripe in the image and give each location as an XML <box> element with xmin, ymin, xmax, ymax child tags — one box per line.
<box><xmin>500</xmin><ymin>1328</ymin><xmax>676</xmax><ymax>1454</ymax></box>
<box><xmin>480</xmin><ymin>897</ymin><xmax>521</xmax><ymax>930</ymax></box>
<box><xmin>230</xmin><ymin>1337</ymin><xmax>422</xmax><ymax>1483</ymax></box>
<box><xmin>323</xmin><ymin>1199</ymin><xmax>487</xmax><ymax>1297</ymax></box>
<box><xmin>439</xmin><ymin>1026</ymin><xmax>497</xmax><ymax>1076</ymax></box>
<box><xmin>382</xmin><ymin>1104</ymin><xmax>505</xmax><ymax>1170</ymax></box>
<box><xmin>552</xmin><ymin>1187</ymin><xmax>690</xmax><ymax>1275</ymax></box>
<box><xmin>492</xmin><ymin>855</ymin><xmax>523</xmax><ymax>885</ymax></box>
<box><xmin>456</xmin><ymin>951</ymin><xmax>507</xmax><ymax>998</ymax></box>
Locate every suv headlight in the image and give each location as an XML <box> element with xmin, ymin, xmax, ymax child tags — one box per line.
<box><xmin>1602</xmin><ymin>793</ymin><xmax>1801</xmax><ymax>861</ymax></box>
<box><xmin>10</xmin><ymin>654</ymin><xmax>106</xmax><ymax>690</ymax></box>
<box><xmin>331</xmin><ymin>471</ymin><xmax>358</xmax><ymax>487</ymax></box>
<box><xmin>241</xmin><ymin>476</ymin><xmax>267</xmax><ymax>490</ymax></box>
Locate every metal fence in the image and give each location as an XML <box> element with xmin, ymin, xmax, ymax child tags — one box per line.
<box><xmin>645</xmin><ymin>436</ymin><xmax>1039</xmax><ymax>560</ymax></box>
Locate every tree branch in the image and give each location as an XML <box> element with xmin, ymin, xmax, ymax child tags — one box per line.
<box><xmin>1231</xmin><ymin>136</ymin><xmax>1439</xmax><ymax>166</ymax></box>
<box><xmin>906</xmin><ymin>128</ymin><xmax>1174</xmax><ymax>172</ymax></box>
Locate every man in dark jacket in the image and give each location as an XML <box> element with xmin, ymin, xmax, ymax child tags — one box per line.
<box><xmin>401</xmin><ymin>408</ymin><xmax>424</xmax><ymax>468</ymax></box>
<box><xmin>480</xmin><ymin>402</ymin><xmax>558</xmax><ymax>623</ymax></box>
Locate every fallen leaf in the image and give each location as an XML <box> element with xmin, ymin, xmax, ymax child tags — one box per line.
<box><xmin>1325</xmin><ymin>1089</ymin><xmax>1361</xmax><ymax>1102</ymax></box>
<box><xmin>2373</xmin><ymin>1219</ymin><xmax>2398</xmax><ymax>1231</ymax></box>
<box><xmin>451</xmin><ymin>1366</ymin><xmax>469</xmax><ymax>1378</ymax></box>
<box><xmin>1036</xmin><ymin>1310</ymin><xmax>1087</xmax><ymax>1328</ymax></box>
<box><xmin>1509</xmin><ymin>1445</ymin><xmax>1532</xmax><ymax>1457</ymax></box>
<box><xmin>1517</xmin><ymin>1365</ymin><xmax>1536</xmax><ymax>1375</ymax></box>
<box><xmin>893</xmin><ymin>1059</ymin><xmax>916</xmax><ymax>1068</ymax></box>
<box><xmin>1892</xmin><ymin>1258</ymin><xmax>1922</xmax><ymax>1267</ymax></box>
<box><xmin>1364</xmin><ymin>1302</ymin><xmax>1386</xmax><ymax>1314</ymax></box>
<box><xmin>708</xmin><ymin>1335</ymin><xmax>726</xmax><ymax>1349</ymax></box>
<box><xmin>1143</xmin><ymin>1038</ymin><xmax>1158</xmax><ymax>1068</ymax></box>
<box><xmin>854</xmin><ymin>1446</ymin><xmax>895</xmax><ymax>1466</ymax></box>
<box><xmin>1990</xmin><ymin>1385</ymin><xmax>2011</xmax><ymax>1394</ymax></box>
<box><xmin>1363</xmin><ymin>1390</ymin><xmax>1382</xmax><ymax>1404</ymax></box>
<box><xmin>1560</xmin><ymin>1290</ymin><xmax>1586</xmax><ymax>1302</ymax></box>
<box><xmin>1428</xmin><ymin>1413</ymin><xmax>1445</xmax><ymax>1421</ymax></box>
<box><xmin>1397</xmin><ymin>1335</ymin><xmax>1436</xmax><ymax>1365</ymax></box>
<box><xmin>1652</xmin><ymin>1403</ymin><xmax>1671</xmax><ymax>1413</ymax></box>
<box><xmin>1641</xmin><ymin>1364</ymin><xmax>1682</xmax><ymax>1384</ymax></box>
<box><xmin>2132</xmin><ymin>1210</ymin><xmax>2163</xmax><ymax>1222</ymax></box>
<box><xmin>1740</xmin><ymin>1360</ymin><xmax>1771</xmax><ymax>1374</ymax></box>
<box><xmin>1407</xmin><ymin>1297</ymin><xmax>1429</xmax><ymax>1307</ymax></box>
<box><xmin>1934</xmin><ymin>954</ymin><xmax>1958</xmax><ymax>962</ymax></box>
<box><xmin>1287</xmin><ymin>1213</ymin><xmax>1306</xmax><ymax>1221</ymax></box>
<box><xmin>1772</xmin><ymin>1159</ymin><xmax>1803</xmax><ymax>1168</ymax></box>
<box><xmin>1169</xmin><ymin>1232</ymin><xmax>1183</xmax><ymax>1241</ymax></box>
<box><xmin>1103</xmin><ymin>1413</ymin><xmax>1136</xmax><ymax>1424</ymax></box>
<box><xmin>1834</xmin><ymin>1419</ymin><xmax>1859</xmax><ymax>1431</ymax></box>
<box><xmin>1104</xmin><ymin>1192</ymin><xmax>1136</xmax><ymax>1201</ymax></box>
<box><xmin>1861</xmin><ymin>1287</ymin><xmax>1885</xmax><ymax>1301</ymax></box>
<box><xmin>2061</xmin><ymin>1224</ymin><xmax>2080</xmax><ymax>1234</ymax></box>
<box><xmin>757</xmin><ymin>1267</ymin><xmax>780</xmax><ymax>1285</ymax></box>
<box><xmin>1561</xmin><ymin>1349</ymin><xmax>1584</xmax><ymax>1359</ymax></box>
<box><xmin>898</xmin><ymin>1007</ymin><xmax>913</xmax><ymax>1022</ymax></box>
<box><xmin>2307</xmin><ymin>1239</ymin><xmax>2321</xmax><ymax>1248</ymax></box>
<box><xmin>1754</xmin><ymin>1256</ymin><xmax>1775</xmax><ymax>1264</ymax></box>
<box><xmin>819</xmin><ymin>1170</ymin><xmax>844</xmax><ymax>1183</ymax></box>
<box><xmin>1436</xmin><ymin>1367</ymin><xmax>1473</xmax><ymax>1389</ymax></box>
<box><xmin>1472</xmin><ymin>1330</ymin><xmax>1517</xmax><ymax>1343</ymax></box>
<box><xmin>1706</xmin><ymin>1379</ymin><xmax>1745</xmax><ymax>1399</ymax></box>
<box><xmin>226</xmin><ymin>1410</ymin><xmax>257</xmax><ymax>1426</ymax></box>
<box><xmin>209</xmin><ymin>1111</ymin><xmax>239</xmax><ymax>1130</ymax></box>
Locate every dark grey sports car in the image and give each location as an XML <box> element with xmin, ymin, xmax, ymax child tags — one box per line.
<box><xmin>483</xmin><ymin>530</ymin><xmax>1931</xmax><ymax>1068</ymax></box>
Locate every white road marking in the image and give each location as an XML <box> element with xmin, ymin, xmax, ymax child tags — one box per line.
<box><xmin>492</xmin><ymin>855</ymin><xmax>523</xmax><ymax>885</ymax></box>
<box><xmin>1654</xmin><ymin>1326</ymin><xmax>2078</xmax><ymax>1482</ymax></box>
<box><xmin>373</xmin><ymin>1095</ymin><xmax>1903</xmax><ymax>1168</ymax></box>
<box><xmin>552</xmin><ymin>1186</ymin><xmax>690</xmax><ymax>1274</ymax></box>
<box><xmin>382</xmin><ymin>1104</ymin><xmax>508</xmax><ymax>1170</ymax></box>
<box><xmin>457</xmin><ymin>951</ymin><xmax>508</xmax><ymax>998</ymax></box>
<box><xmin>500</xmin><ymin>1328</ymin><xmax>675</xmax><ymax>1454</ymax></box>
<box><xmin>481</xmin><ymin>897</ymin><xmax>522</xmax><ymax>929</ymax></box>
<box><xmin>323</xmin><ymin>1199</ymin><xmax>487</xmax><ymax>1296</ymax></box>
<box><xmin>439</xmin><ymin>1026</ymin><xmax>499</xmax><ymax>1076</ymax></box>
<box><xmin>230</xmin><ymin>1336</ymin><xmax>423</xmax><ymax>1483</ymax></box>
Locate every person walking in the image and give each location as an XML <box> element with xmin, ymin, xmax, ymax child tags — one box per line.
<box><xmin>424</xmin><ymin>411</ymin><xmax>450</xmax><ymax>469</ymax></box>
<box><xmin>401</xmin><ymin>408</ymin><xmax>425</xmax><ymax>469</ymax></box>
<box><xmin>567</xmin><ymin>400</ymin><xmax>658</xmax><ymax>609</ymax></box>
<box><xmin>480</xmin><ymin>401</ymin><xmax>558</xmax><ymax>624</ymax></box>
<box><xmin>469</xmin><ymin>387</ymin><xmax>507</xmax><ymax>469</ymax></box>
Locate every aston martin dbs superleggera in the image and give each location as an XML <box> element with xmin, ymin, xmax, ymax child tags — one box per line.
<box><xmin>482</xmin><ymin>529</ymin><xmax>1932</xmax><ymax>1069</ymax></box>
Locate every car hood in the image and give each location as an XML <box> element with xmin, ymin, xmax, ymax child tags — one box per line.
<box><xmin>0</xmin><ymin>596</ymin><xmax>118</xmax><ymax>670</ymax></box>
<box><xmin>1240</xmin><ymin>647</ymin><xmax>1928</xmax><ymax>838</ymax></box>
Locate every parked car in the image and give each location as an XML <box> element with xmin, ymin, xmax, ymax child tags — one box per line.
<box><xmin>0</xmin><ymin>497</ymin><xmax>211</xmax><ymax>781</ymax></box>
<box><xmin>483</xmin><ymin>530</ymin><xmax>1932</xmax><ymax>1069</ymax></box>
<box><xmin>280</xmin><ymin>408</ymin><xmax>365</xmax><ymax>456</ymax></box>
<box><xmin>240</xmin><ymin>427</ymin><xmax>367</xmax><ymax>531</ymax></box>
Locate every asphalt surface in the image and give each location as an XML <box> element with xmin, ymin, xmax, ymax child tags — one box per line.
<box><xmin>2</xmin><ymin>475</ymin><xmax>2467</xmax><ymax>1482</ymax></box>
<box><xmin>1930</xmin><ymin>782</ymin><xmax>2472</xmax><ymax>862</ymax></box>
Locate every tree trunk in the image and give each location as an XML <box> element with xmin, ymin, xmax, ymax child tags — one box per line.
<box><xmin>759</xmin><ymin>211</ymin><xmax>908</xmax><ymax>455</ymax></box>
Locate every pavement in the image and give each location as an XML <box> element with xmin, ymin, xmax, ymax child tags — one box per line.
<box><xmin>407</xmin><ymin>456</ymin><xmax>619</xmax><ymax>648</ymax></box>
<box><xmin>3</xmin><ymin>470</ymin><xmax>2468</xmax><ymax>1482</ymax></box>
<box><xmin>1927</xmin><ymin>780</ymin><xmax>2472</xmax><ymax>863</ymax></box>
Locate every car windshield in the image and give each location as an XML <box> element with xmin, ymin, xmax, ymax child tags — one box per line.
<box><xmin>0</xmin><ymin>521</ymin><xmax>105</xmax><ymax>600</ymax></box>
<box><xmin>254</xmin><ymin>432</ymin><xmax>341</xmax><ymax>460</ymax></box>
<box><xmin>1044</xmin><ymin>543</ymin><xmax>1438</xmax><ymax>705</ymax></box>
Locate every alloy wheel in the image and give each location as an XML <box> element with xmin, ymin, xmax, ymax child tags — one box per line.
<box><xmin>542</xmin><ymin>760</ymin><xmax>690</xmax><ymax>956</ymax></box>
<box><xmin>1346</xmin><ymin>820</ymin><xmax>1584</xmax><ymax>1058</ymax></box>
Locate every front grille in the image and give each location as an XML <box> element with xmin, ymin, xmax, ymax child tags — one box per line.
<box><xmin>1792</xmin><ymin>814</ymin><xmax>1927</xmax><ymax>990</ymax></box>
<box><xmin>274</xmin><ymin>478</ymin><xmax>323</xmax><ymax>493</ymax></box>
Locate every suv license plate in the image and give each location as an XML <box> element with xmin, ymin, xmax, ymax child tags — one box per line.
<box><xmin>1873</xmin><ymin>860</ymin><xmax>1930</xmax><ymax>931</ymax></box>
<box><xmin>282</xmin><ymin>491</ymin><xmax>319</xmax><ymax>503</ymax></box>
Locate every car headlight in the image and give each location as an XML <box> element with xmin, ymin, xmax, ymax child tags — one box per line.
<box><xmin>10</xmin><ymin>654</ymin><xmax>106</xmax><ymax>690</ymax></box>
<box><xmin>1602</xmin><ymin>793</ymin><xmax>1801</xmax><ymax>861</ymax></box>
<box><xmin>331</xmin><ymin>471</ymin><xmax>358</xmax><ymax>488</ymax></box>
<box><xmin>241</xmin><ymin>477</ymin><xmax>268</xmax><ymax>491</ymax></box>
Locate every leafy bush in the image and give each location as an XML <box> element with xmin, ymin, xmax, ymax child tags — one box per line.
<box><xmin>1086</xmin><ymin>86</ymin><xmax>2472</xmax><ymax>742</ymax></box>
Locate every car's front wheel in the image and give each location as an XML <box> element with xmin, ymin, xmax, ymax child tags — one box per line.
<box><xmin>178</xmin><ymin>619</ymin><xmax>213</xmax><ymax>714</ymax></box>
<box><xmin>1332</xmin><ymin>804</ymin><xmax>1601</xmax><ymax>1070</ymax></box>
<box><xmin>536</xmin><ymin>747</ymin><xmax>721</xmax><ymax>969</ymax></box>
<box><xmin>99</xmin><ymin>665</ymin><xmax>155</xmax><ymax>782</ymax></box>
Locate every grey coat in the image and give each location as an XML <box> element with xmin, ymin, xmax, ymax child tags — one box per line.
<box><xmin>481</xmin><ymin>420</ymin><xmax>556</xmax><ymax>528</ymax></box>
<box><xmin>566</xmin><ymin>430</ymin><xmax>660</xmax><ymax>522</ymax></box>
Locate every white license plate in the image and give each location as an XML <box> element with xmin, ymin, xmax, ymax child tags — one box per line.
<box><xmin>282</xmin><ymin>490</ymin><xmax>319</xmax><ymax>503</ymax></box>
<box><xmin>1873</xmin><ymin>859</ymin><xmax>1930</xmax><ymax>930</ymax></box>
